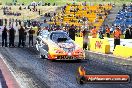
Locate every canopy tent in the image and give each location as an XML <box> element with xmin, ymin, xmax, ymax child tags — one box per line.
<box><xmin>30</xmin><ymin>1</ymin><xmax>37</xmax><ymax>6</ymax></box>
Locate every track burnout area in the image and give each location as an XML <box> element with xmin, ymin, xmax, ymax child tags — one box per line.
<box><xmin>0</xmin><ymin>44</ymin><xmax>132</xmax><ymax>88</ymax></box>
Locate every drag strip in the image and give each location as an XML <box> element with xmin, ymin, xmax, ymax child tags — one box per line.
<box><xmin>0</xmin><ymin>47</ymin><xmax>132</xmax><ymax>88</ymax></box>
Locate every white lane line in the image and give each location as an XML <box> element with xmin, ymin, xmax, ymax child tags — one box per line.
<box><xmin>0</xmin><ymin>80</ymin><xmax>2</xmax><ymax>88</ymax></box>
<box><xmin>0</xmin><ymin>53</ymin><xmax>21</xmax><ymax>88</ymax></box>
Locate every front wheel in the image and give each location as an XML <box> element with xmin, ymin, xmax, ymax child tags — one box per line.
<box><xmin>40</xmin><ymin>54</ymin><xmax>46</xmax><ymax>59</ymax></box>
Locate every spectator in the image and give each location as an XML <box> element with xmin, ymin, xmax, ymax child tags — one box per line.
<box><xmin>124</xmin><ymin>28</ymin><xmax>130</xmax><ymax>39</ymax></box>
<box><xmin>68</xmin><ymin>25</ymin><xmax>76</xmax><ymax>41</ymax></box>
<box><xmin>91</xmin><ymin>26</ymin><xmax>97</xmax><ymax>38</ymax></box>
<box><xmin>82</xmin><ymin>28</ymin><xmax>89</xmax><ymax>50</ymax></box>
<box><xmin>122</xmin><ymin>4</ymin><xmax>126</xmax><ymax>9</ymax></box>
<box><xmin>27</xmin><ymin>20</ymin><xmax>31</xmax><ymax>27</ymax></box>
<box><xmin>45</xmin><ymin>3</ymin><xmax>47</xmax><ymax>6</ymax></box>
<box><xmin>110</xmin><ymin>25</ymin><xmax>114</xmax><ymax>33</ymax></box>
<box><xmin>53</xmin><ymin>3</ymin><xmax>56</xmax><ymax>6</ymax></box>
<box><xmin>48</xmin><ymin>13</ymin><xmax>50</xmax><ymax>17</ymax></box>
<box><xmin>9</xmin><ymin>26</ymin><xmax>16</xmax><ymax>47</ymax></box>
<box><xmin>70</xmin><ymin>6</ymin><xmax>74</xmax><ymax>12</ymax></box>
<box><xmin>18</xmin><ymin>26</ymin><xmax>25</xmax><ymax>47</ymax></box>
<box><xmin>44</xmin><ymin>13</ymin><xmax>47</xmax><ymax>17</ymax></box>
<box><xmin>19</xmin><ymin>6</ymin><xmax>22</xmax><ymax>10</ymax></box>
<box><xmin>2</xmin><ymin>26</ymin><xmax>8</xmax><ymax>47</ymax></box>
<box><xmin>22</xmin><ymin>2</ymin><xmax>24</xmax><ymax>6</ymax></box>
<box><xmin>37</xmin><ymin>26</ymin><xmax>41</xmax><ymax>36</ymax></box>
<box><xmin>105</xmin><ymin>25</ymin><xmax>110</xmax><ymax>38</ymax></box>
<box><xmin>44</xmin><ymin>19</ymin><xmax>46</xmax><ymax>23</ymax></box>
<box><xmin>28</xmin><ymin>27</ymin><xmax>35</xmax><ymax>47</ymax></box>
<box><xmin>98</xmin><ymin>31</ymin><xmax>104</xmax><ymax>39</ymax></box>
<box><xmin>5</xmin><ymin>19</ymin><xmax>7</xmax><ymax>25</ymax></box>
<box><xmin>28</xmin><ymin>5</ymin><xmax>30</xmax><ymax>9</ymax></box>
<box><xmin>9</xmin><ymin>18</ymin><xmax>11</xmax><ymax>26</ymax></box>
<box><xmin>19</xmin><ymin>20</ymin><xmax>21</xmax><ymax>26</ymax></box>
<box><xmin>38</xmin><ymin>9</ymin><xmax>41</xmax><ymax>15</ymax></box>
<box><xmin>0</xmin><ymin>19</ymin><xmax>3</xmax><ymax>26</ymax></box>
<box><xmin>24</xmin><ymin>27</ymin><xmax>27</xmax><ymax>46</ymax></box>
<box><xmin>48</xmin><ymin>3</ymin><xmax>50</xmax><ymax>6</ymax></box>
<box><xmin>15</xmin><ymin>19</ymin><xmax>18</xmax><ymax>26</ymax></box>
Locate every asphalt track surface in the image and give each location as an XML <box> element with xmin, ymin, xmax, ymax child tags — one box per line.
<box><xmin>0</xmin><ymin>35</ymin><xmax>132</xmax><ymax>88</ymax></box>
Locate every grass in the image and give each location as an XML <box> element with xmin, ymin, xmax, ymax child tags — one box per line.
<box><xmin>0</xmin><ymin>0</ymin><xmax>131</xmax><ymax>6</ymax></box>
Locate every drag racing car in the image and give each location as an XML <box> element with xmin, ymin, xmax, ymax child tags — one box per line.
<box><xmin>35</xmin><ymin>30</ymin><xmax>85</xmax><ymax>60</ymax></box>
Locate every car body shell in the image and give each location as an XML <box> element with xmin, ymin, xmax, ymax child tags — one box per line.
<box><xmin>35</xmin><ymin>30</ymin><xmax>85</xmax><ymax>60</ymax></box>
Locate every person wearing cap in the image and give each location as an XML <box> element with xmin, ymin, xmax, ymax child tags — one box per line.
<box><xmin>113</xmin><ymin>26</ymin><xmax>122</xmax><ymax>49</ymax></box>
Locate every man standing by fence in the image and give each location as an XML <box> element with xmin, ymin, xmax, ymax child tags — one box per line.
<box><xmin>18</xmin><ymin>26</ymin><xmax>25</xmax><ymax>47</ymax></box>
<box><xmin>28</xmin><ymin>27</ymin><xmax>35</xmax><ymax>47</ymax></box>
<box><xmin>2</xmin><ymin>26</ymin><xmax>8</xmax><ymax>47</ymax></box>
<box><xmin>9</xmin><ymin>26</ymin><xmax>16</xmax><ymax>47</ymax></box>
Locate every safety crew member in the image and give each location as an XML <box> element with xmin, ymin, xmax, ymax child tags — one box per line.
<box><xmin>105</xmin><ymin>25</ymin><xmax>110</xmax><ymax>38</ymax></box>
<box><xmin>91</xmin><ymin>26</ymin><xmax>97</xmax><ymax>38</ymax></box>
<box><xmin>18</xmin><ymin>26</ymin><xmax>25</xmax><ymax>47</ymax></box>
<box><xmin>9</xmin><ymin>26</ymin><xmax>16</xmax><ymax>47</ymax></box>
<box><xmin>2</xmin><ymin>26</ymin><xmax>8</xmax><ymax>47</ymax></box>
<box><xmin>113</xmin><ymin>26</ymin><xmax>122</xmax><ymax>49</ymax></box>
<box><xmin>28</xmin><ymin>27</ymin><xmax>35</xmax><ymax>47</ymax></box>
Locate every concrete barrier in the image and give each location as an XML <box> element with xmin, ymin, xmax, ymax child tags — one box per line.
<box><xmin>89</xmin><ymin>38</ymin><xmax>110</xmax><ymax>54</ymax></box>
<box><xmin>75</xmin><ymin>37</ymin><xmax>83</xmax><ymax>47</ymax></box>
<box><xmin>75</xmin><ymin>37</ymin><xmax>110</xmax><ymax>54</ymax></box>
<box><xmin>113</xmin><ymin>45</ymin><xmax>132</xmax><ymax>58</ymax></box>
